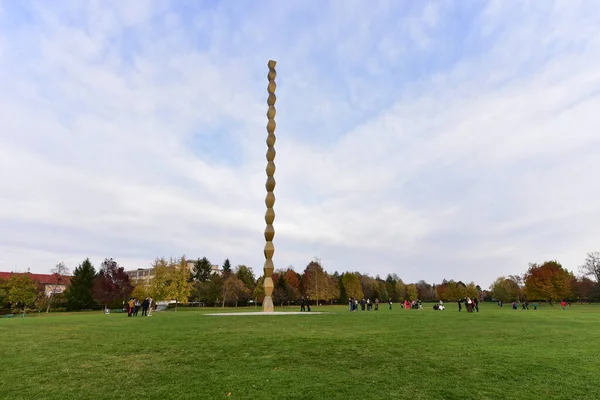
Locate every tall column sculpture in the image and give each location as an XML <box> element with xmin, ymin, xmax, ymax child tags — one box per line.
<box><xmin>263</xmin><ymin>60</ymin><xmax>277</xmax><ymax>313</ymax></box>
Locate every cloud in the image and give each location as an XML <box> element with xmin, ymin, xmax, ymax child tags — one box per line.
<box><xmin>0</xmin><ymin>0</ymin><xmax>599</xmax><ymax>287</ymax></box>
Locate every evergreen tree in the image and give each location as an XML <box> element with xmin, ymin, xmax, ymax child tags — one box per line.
<box><xmin>222</xmin><ymin>259</ymin><xmax>232</xmax><ymax>275</ymax></box>
<box><xmin>65</xmin><ymin>258</ymin><xmax>97</xmax><ymax>310</ymax></box>
<box><xmin>193</xmin><ymin>257</ymin><xmax>212</xmax><ymax>282</ymax></box>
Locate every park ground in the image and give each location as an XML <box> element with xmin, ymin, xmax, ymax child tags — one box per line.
<box><xmin>1</xmin><ymin>303</ymin><xmax>599</xmax><ymax>400</ymax></box>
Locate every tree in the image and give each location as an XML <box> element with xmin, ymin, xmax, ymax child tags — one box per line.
<box><xmin>223</xmin><ymin>275</ymin><xmax>250</xmax><ymax>307</ymax></box>
<box><xmin>65</xmin><ymin>258</ymin><xmax>96</xmax><ymax>310</ymax></box>
<box><xmin>253</xmin><ymin>276</ymin><xmax>265</xmax><ymax>304</ymax></box>
<box><xmin>341</xmin><ymin>273</ymin><xmax>364</xmax><ymax>300</ymax></box>
<box><xmin>222</xmin><ymin>259</ymin><xmax>232</xmax><ymax>275</ymax></box>
<box><xmin>489</xmin><ymin>276</ymin><xmax>521</xmax><ymax>303</ymax></box>
<box><xmin>151</xmin><ymin>256</ymin><xmax>193</xmax><ymax>311</ymax></box>
<box><xmin>524</xmin><ymin>261</ymin><xmax>573</xmax><ymax>303</ymax></box>
<box><xmin>283</xmin><ymin>269</ymin><xmax>301</xmax><ymax>302</ymax></box>
<box><xmin>92</xmin><ymin>258</ymin><xmax>133</xmax><ymax>309</ymax></box>
<box><xmin>406</xmin><ymin>283</ymin><xmax>418</xmax><ymax>301</ymax></box>
<box><xmin>0</xmin><ymin>277</ymin><xmax>9</xmax><ymax>307</ymax></box>
<box><xmin>8</xmin><ymin>274</ymin><xmax>39</xmax><ymax>315</ymax></box>
<box><xmin>193</xmin><ymin>257</ymin><xmax>213</xmax><ymax>282</ymax></box>
<box><xmin>579</xmin><ymin>252</ymin><xmax>600</xmax><ymax>283</ymax></box>
<box><xmin>571</xmin><ymin>276</ymin><xmax>596</xmax><ymax>303</ymax></box>
<box><xmin>46</xmin><ymin>262</ymin><xmax>70</xmax><ymax>313</ymax></box>
<box><xmin>235</xmin><ymin>265</ymin><xmax>256</xmax><ymax>290</ymax></box>
<box><xmin>303</xmin><ymin>259</ymin><xmax>329</xmax><ymax>305</ymax></box>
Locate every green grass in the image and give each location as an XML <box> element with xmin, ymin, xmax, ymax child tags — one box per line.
<box><xmin>1</xmin><ymin>303</ymin><xmax>599</xmax><ymax>400</ymax></box>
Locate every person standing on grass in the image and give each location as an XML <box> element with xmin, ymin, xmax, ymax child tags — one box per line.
<box><xmin>134</xmin><ymin>299</ymin><xmax>141</xmax><ymax>316</ymax></box>
<box><xmin>388</xmin><ymin>298</ymin><xmax>392</xmax><ymax>310</ymax></box>
<box><xmin>473</xmin><ymin>297</ymin><xmax>479</xmax><ymax>312</ymax></box>
<box><xmin>532</xmin><ymin>302</ymin><xmax>538</xmax><ymax>310</ymax></box>
<box><xmin>142</xmin><ymin>298</ymin><xmax>149</xmax><ymax>316</ymax></box>
<box><xmin>300</xmin><ymin>296</ymin><xmax>306</xmax><ymax>312</ymax></box>
<box><xmin>128</xmin><ymin>298</ymin><xmax>135</xmax><ymax>317</ymax></box>
<box><xmin>306</xmin><ymin>296</ymin><xmax>311</xmax><ymax>312</ymax></box>
<box><xmin>458</xmin><ymin>299</ymin><xmax>462</xmax><ymax>312</ymax></box>
<box><xmin>147</xmin><ymin>298</ymin><xmax>154</xmax><ymax>316</ymax></box>
<box><xmin>374</xmin><ymin>298</ymin><xmax>379</xmax><ymax>311</ymax></box>
<box><xmin>561</xmin><ymin>300</ymin><xmax>567</xmax><ymax>310</ymax></box>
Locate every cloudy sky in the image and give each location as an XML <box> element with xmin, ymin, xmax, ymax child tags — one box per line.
<box><xmin>1</xmin><ymin>1</ymin><xmax>599</xmax><ymax>287</ymax></box>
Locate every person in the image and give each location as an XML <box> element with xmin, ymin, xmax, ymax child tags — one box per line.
<box><xmin>367</xmin><ymin>298</ymin><xmax>371</xmax><ymax>311</ymax></box>
<box><xmin>473</xmin><ymin>297</ymin><xmax>479</xmax><ymax>312</ymax></box>
<box><xmin>458</xmin><ymin>299</ymin><xmax>462</xmax><ymax>312</ymax></box>
<box><xmin>134</xmin><ymin>299</ymin><xmax>141</xmax><ymax>316</ymax></box>
<box><xmin>512</xmin><ymin>302</ymin><xmax>518</xmax><ymax>310</ymax></box>
<box><xmin>142</xmin><ymin>298</ymin><xmax>149</xmax><ymax>316</ymax></box>
<box><xmin>360</xmin><ymin>298</ymin><xmax>365</xmax><ymax>311</ymax></box>
<box><xmin>300</xmin><ymin>296</ymin><xmax>306</xmax><ymax>312</ymax></box>
<box><xmin>561</xmin><ymin>300</ymin><xmax>567</xmax><ymax>310</ymax></box>
<box><xmin>104</xmin><ymin>307</ymin><xmax>110</xmax><ymax>315</ymax></box>
<box><xmin>306</xmin><ymin>297</ymin><xmax>311</xmax><ymax>312</ymax></box>
<box><xmin>522</xmin><ymin>300</ymin><xmax>529</xmax><ymax>310</ymax></box>
<box><xmin>147</xmin><ymin>297</ymin><xmax>154</xmax><ymax>316</ymax></box>
<box><xmin>532</xmin><ymin>302</ymin><xmax>538</xmax><ymax>310</ymax></box>
<box><xmin>127</xmin><ymin>298</ymin><xmax>134</xmax><ymax>317</ymax></box>
<box><xmin>348</xmin><ymin>297</ymin><xmax>353</xmax><ymax>311</ymax></box>
<box><xmin>374</xmin><ymin>298</ymin><xmax>379</xmax><ymax>311</ymax></box>
<box><xmin>388</xmin><ymin>298</ymin><xmax>392</xmax><ymax>310</ymax></box>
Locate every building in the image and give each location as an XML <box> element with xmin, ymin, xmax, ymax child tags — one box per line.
<box><xmin>0</xmin><ymin>272</ymin><xmax>72</xmax><ymax>297</ymax></box>
<box><xmin>125</xmin><ymin>260</ymin><xmax>221</xmax><ymax>286</ymax></box>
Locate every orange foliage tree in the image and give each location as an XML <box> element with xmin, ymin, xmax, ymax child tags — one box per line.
<box><xmin>524</xmin><ymin>260</ymin><xmax>573</xmax><ymax>303</ymax></box>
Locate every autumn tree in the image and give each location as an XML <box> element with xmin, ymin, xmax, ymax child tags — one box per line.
<box><xmin>489</xmin><ymin>276</ymin><xmax>521</xmax><ymax>303</ymax></box>
<box><xmin>8</xmin><ymin>274</ymin><xmax>39</xmax><ymax>315</ymax></box>
<box><xmin>360</xmin><ymin>274</ymin><xmax>378</xmax><ymax>299</ymax></box>
<box><xmin>0</xmin><ymin>277</ymin><xmax>8</xmax><ymax>307</ymax></box>
<box><xmin>46</xmin><ymin>262</ymin><xmax>70</xmax><ymax>314</ymax></box>
<box><xmin>284</xmin><ymin>268</ymin><xmax>301</xmax><ymax>301</ymax></box>
<box><xmin>65</xmin><ymin>258</ymin><xmax>96</xmax><ymax>310</ymax></box>
<box><xmin>235</xmin><ymin>265</ymin><xmax>256</xmax><ymax>291</ymax></box>
<box><xmin>406</xmin><ymin>283</ymin><xmax>418</xmax><ymax>301</ymax></box>
<box><xmin>151</xmin><ymin>256</ymin><xmax>193</xmax><ymax>310</ymax></box>
<box><xmin>193</xmin><ymin>257</ymin><xmax>213</xmax><ymax>282</ymax></box>
<box><xmin>303</xmin><ymin>259</ymin><xmax>332</xmax><ymax>305</ymax></box>
<box><xmin>571</xmin><ymin>276</ymin><xmax>596</xmax><ymax>302</ymax></box>
<box><xmin>524</xmin><ymin>261</ymin><xmax>573</xmax><ymax>303</ymax></box>
<box><xmin>579</xmin><ymin>252</ymin><xmax>600</xmax><ymax>283</ymax></box>
<box><xmin>92</xmin><ymin>258</ymin><xmax>133</xmax><ymax>309</ymax></box>
<box><xmin>223</xmin><ymin>275</ymin><xmax>250</xmax><ymax>307</ymax></box>
<box><xmin>253</xmin><ymin>276</ymin><xmax>265</xmax><ymax>304</ymax></box>
<box><xmin>341</xmin><ymin>273</ymin><xmax>364</xmax><ymax>300</ymax></box>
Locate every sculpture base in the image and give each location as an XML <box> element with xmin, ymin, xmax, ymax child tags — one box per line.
<box><xmin>263</xmin><ymin>296</ymin><xmax>274</xmax><ymax>312</ymax></box>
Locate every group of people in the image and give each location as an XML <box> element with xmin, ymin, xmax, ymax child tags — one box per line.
<box><xmin>126</xmin><ymin>297</ymin><xmax>155</xmax><ymax>317</ymax></box>
<box><xmin>457</xmin><ymin>296</ymin><xmax>479</xmax><ymax>312</ymax></box>
<box><xmin>348</xmin><ymin>297</ymin><xmax>383</xmax><ymax>311</ymax></box>
<box><xmin>299</xmin><ymin>296</ymin><xmax>312</xmax><ymax>312</ymax></box>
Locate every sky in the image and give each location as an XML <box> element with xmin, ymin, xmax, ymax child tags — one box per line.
<box><xmin>0</xmin><ymin>0</ymin><xmax>599</xmax><ymax>288</ymax></box>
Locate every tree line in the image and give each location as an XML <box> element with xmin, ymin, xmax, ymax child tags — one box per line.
<box><xmin>2</xmin><ymin>251</ymin><xmax>598</xmax><ymax>312</ymax></box>
<box><xmin>489</xmin><ymin>252</ymin><xmax>600</xmax><ymax>304</ymax></box>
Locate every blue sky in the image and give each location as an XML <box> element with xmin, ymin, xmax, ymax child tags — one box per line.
<box><xmin>0</xmin><ymin>0</ymin><xmax>599</xmax><ymax>287</ymax></box>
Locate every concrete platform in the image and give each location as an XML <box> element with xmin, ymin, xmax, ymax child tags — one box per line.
<box><xmin>205</xmin><ymin>311</ymin><xmax>325</xmax><ymax>316</ymax></box>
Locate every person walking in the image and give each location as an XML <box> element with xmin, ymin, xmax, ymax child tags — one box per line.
<box><xmin>374</xmin><ymin>298</ymin><xmax>379</xmax><ymax>311</ymax></box>
<box><xmin>388</xmin><ymin>298</ymin><xmax>392</xmax><ymax>310</ymax></box>
<box><xmin>300</xmin><ymin>296</ymin><xmax>306</xmax><ymax>312</ymax></box>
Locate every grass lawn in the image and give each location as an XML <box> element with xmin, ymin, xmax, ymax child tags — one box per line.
<box><xmin>1</xmin><ymin>303</ymin><xmax>599</xmax><ymax>400</ymax></box>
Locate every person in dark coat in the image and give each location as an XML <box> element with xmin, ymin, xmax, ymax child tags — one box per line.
<box><xmin>300</xmin><ymin>296</ymin><xmax>306</xmax><ymax>312</ymax></box>
<box><xmin>142</xmin><ymin>298</ymin><xmax>149</xmax><ymax>316</ymax></box>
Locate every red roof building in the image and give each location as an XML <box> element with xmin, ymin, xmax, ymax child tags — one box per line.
<box><xmin>0</xmin><ymin>272</ymin><xmax>72</xmax><ymax>297</ymax></box>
